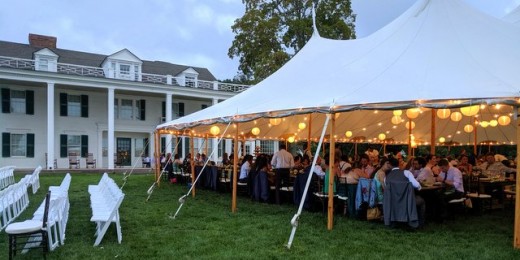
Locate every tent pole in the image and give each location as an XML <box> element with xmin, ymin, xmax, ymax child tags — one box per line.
<box><xmin>473</xmin><ymin>117</ymin><xmax>478</xmax><ymax>155</ymax></box>
<box><xmin>205</xmin><ymin>134</ymin><xmax>208</xmax><ymax>157</ymax></box>
<box><xmin>190</xmin><ymin>133</ymin><xmax>196</xmax><ymax>197</ymax></box>
<box><xmin>308</xmin><ymin>114</ymin><xmax>312</xmax><ymax>155</ymax></box>
<box><xmin>327</xmin><ymin>113</ymin><xmax>336</xmax><ymax>230</ymax></box>
<box><xmin>431</xmin><ymin>109</ymin><xmax>436</xmax><ymax>155</ymax></box>
<box><xmin>232</xmin><ymin>123</ymin><xmax>239</xmax><ymax>213</ymax></box>
<box><xmin>287</xmin><ymin>114</ymin><xmax>330</xmax><ymax>249</ymax></box>
<box><xmin>154</xmin><ymin>130</ymin><xmax>161</xmax><ymax>186</ymax></box>
<box><xmin>408</xmin><ymin>118</ymin><xmax>412</xmax><ymax>158</ymax></box>
<box><xmin>514</xmin><ymin>107</ymin><xmax>520</xmax><ymax>248</ymax></box>
<box><xmin>173</xmin><ymin>135</ymin><xmax>178</xmax><ymax>157</ymax></box>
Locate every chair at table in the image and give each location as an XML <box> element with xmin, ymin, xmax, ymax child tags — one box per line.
<box><xmin>68</xmin><ymin>153</ymin><xmax>79</xmax><ymax>169</ymax></box>
<box><xmin>45</xmin><ymin>153</ymin><xmax>58</xmax><ymax>169</ymax></box>
<box><xmin>383</xmin><ymin>180</ymin><xmax>419</xmax><ymax>228</ymax></box>
<box><xmin>86</xmin><ymin>153</ymin><xmax>96</xmax><ymax>169</ymax></box>
<box><xmin>466</xmin><ymin>175</ymin><xmax>492</xmax><ymax>214</ymax></box>
<box><xmin>6</xmin><ymin>191</ymin><xmax>51</xmax><ymax>259</ymax></box>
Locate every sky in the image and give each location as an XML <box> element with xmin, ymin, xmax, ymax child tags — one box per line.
<box><xmin>1</xmin><ymin>0</ymin><xmax>519</xmax><ymax>80</ymax></box>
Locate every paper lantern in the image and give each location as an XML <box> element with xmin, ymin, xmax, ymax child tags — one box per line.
<box><xmin>378</xmin><ymin>133</ymin><xmax>386</xmax><ymax>141</ymax></box>
<box><xmin>437</xmin><ymin>109</ymin><xmax>451</xmax><ymax>119</ymax></box>
<box><xmin>345</xmin><ymin>131</ymin><xmax>353</xmax><ymax>138</ymax></box>
<box><xmin>405</xmin><ymin>121</ymin><xmax>415</xmax><ymax>130</ymax></box>
<box><xmin>393</xmin><ymin>110</ymin><xmax>403</xmax><ymax>116</ymax></box>
<box><xmin>391</xmin><ymin>116</ymin><xmax>402</xmax><ymax>125</ymax></box>
<box><xmin>209</xmin><ymin>126</ymin><xmax>220</xmax><ymax>136</ymax></box>
<box><xmin>439</xmin><ymin>137</ymin><xmax>445</xmax><ymax>143</ymax></box>
<box><xmin>498</xmin><ymin>115</ymin><xmax>511</xmax><ymax>126</ymax></box>
<box><xmin>406</xmin><ymin>108</ymin><xmax>420</xmax><ymax>119</ymax></box>
<box><xmin>450</xmin><ymin>112</ymin><xmax>462</xmax><ymax>122</ymax></box>
<box><xmin>411</xmin><ymin>141</ymin><xmax>417</xmax><ymax>148</ymax></box>
<box><xmin>298</xmin><ymin>122</ymin><xmax>306</xmax><ymax>130</ymax></box>
<box><xmin>463</xmin><ymin>124</ymin><xmax>474</xmax><ymax>133</ymax></box>
<box><xmin>287</xmin><ymin>136</ymin><xmax>295</xmax><ymax>143</ymax></box>
<box><xmin>480</xmin><ymin>121</ymin><xmax>489</xmax><ymax>128</ymax></box>
<box><xmin>251</xmin><ymin>127</ymin><xmax>260</xmax><ymax>136</ymax></box>
<box><xmin>269</xmin><ymin>118</ymin><xmax>282</xmax><ymax>126</ymax></box>
<box><xmin>489</xmin><ymin>120</ymin><xmax>498</xmax><ymax>127</ymax></box>
<box><xmin>460</xmin><ymin>105</ymin><xmax>480</xmax><ymax>117</ymax></box>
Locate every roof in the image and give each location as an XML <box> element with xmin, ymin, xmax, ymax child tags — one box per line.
<box><xmin>157</xmin><ymin>0</ymin><xmax>520</xmax><ymax>145</ymax></box>
<box><xmin>0</xmin><ymin>40</ymin><xmax>216</xmax><ymax>81</ymax></box>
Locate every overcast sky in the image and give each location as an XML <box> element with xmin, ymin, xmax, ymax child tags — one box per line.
<box><xmin>1</xmin><ymin>0</ymin><xmax>519</xmax><ymax>80</ymax></box>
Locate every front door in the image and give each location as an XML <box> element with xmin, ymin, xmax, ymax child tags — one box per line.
<box><xmin>116</xmin><ymin>138</ymin><xmax>132</xmax><ymax>166</ymax></box>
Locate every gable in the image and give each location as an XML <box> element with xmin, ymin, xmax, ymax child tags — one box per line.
<box><xmin>33</xmin><ymin>48</ymin><xmax>58</xmax><ymax>58</ymax></box>
<box><xmin>105</xmin><ymin>49</ymin><xmax>142</xmax><ymax>64</ymax></box>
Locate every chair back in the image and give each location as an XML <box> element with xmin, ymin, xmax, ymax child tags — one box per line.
<box><xmin>87</xmin><ymin>153</ymin><xmax>94</xmax><ymax>162</ymax></box>
<box><xmin>68</xmin><ymin>153</ymin><xmax>77</xmax><ymax>163</ymax></box>
<box><xmin>42</xmin><ymin>191</ymin><xmax>52</xmax><ymax>229</ymax></box>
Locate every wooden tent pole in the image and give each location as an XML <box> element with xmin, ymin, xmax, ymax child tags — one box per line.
<box><xmin>154</xmin><ymin>130</ymin><xmax>161</xmax><ymax>186</ymax></box>
<box><xmin>514</xmin><ymin>107</ymin><xmax>520</xmax><ymax>248</ymax></box>
<box><xmin>431</xmin><ymin>109</ymin><xmax>436</xmax><ymax>155</ymax></box>
<box><xmin>232</xmin><ymin>123</ymin><xmax>239</xmax><ymax>213</ymax></box>
<box><xmin>473</xmin><ymin>117</ymin><xmax>478</xmax><ymax>155</ymax></box>
<box><xmin>408</xmin><ymin>118</ymin><xmax>412</xmax><ymax>158</ymax></box>
<box><xmin>327</xmin><ymin>114</ymin><xmax>336</xmax><ymax>230</ymax></box>
<box><xmin>190</xmin><ymin>134</ymin><xmax>196</xmax><ymax>197</ymax></box>
<box><xmin>173</xmin><ymin>136</ymin><xmax>178</xmax><ymax>157</ymax></box>
<box><xmin>205</xmin><ymin>134</ymin><xmax>208</xmax><ymax>156</ymax></box>
<box><xmin>308</xmin><ymin>114</ymin><xmax>312</xmax><ymax>154</ymax></box>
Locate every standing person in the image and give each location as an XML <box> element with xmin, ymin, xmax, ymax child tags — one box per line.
<box><xmin>271</xmin><ymin>143</ymin><xmax>295</xmax><ymax>204</ymax></box>
<box><xmin>359</xmin><ymin>154</ymin><xmax>375</xmax><ymax>179</ymax></box>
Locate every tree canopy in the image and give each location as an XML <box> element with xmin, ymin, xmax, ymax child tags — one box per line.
<box><xmin>228</xmin><ymin>0</ymin><xmax>356</xmax><ymax>83</ymax></box>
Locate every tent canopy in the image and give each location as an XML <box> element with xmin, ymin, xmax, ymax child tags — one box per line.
<box><xmin>503</xmin><ymin>4</ymin><xmax>520</xmax><ymax>26</ymax></box>
<box><xmin>157</xmin><ymin>0</ymin><xmax>520</xmax><ymax>146</ymax></box>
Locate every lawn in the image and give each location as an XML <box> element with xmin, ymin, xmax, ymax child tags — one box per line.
<box><xmin>1</xmin><ymin>172</ymin><xmax>519</xmax><ymax>259</ymax></box>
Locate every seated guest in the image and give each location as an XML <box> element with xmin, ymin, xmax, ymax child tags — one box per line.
<box><xmin>384</xmin><ymin>157</ymin><xmax>425</xmax><ymax>228</ymax></box>
<box><xmin>477</xmin><ymin>153</ymin><xmax>516</xmax><ymax>178</ymax></box>
<box><xmin>293</xmin><ymin>155</ymin><xmax>323</xmax><ymax>210</ymax></box>
<box><xmin>373</xmin><ymin>157</ymin><xmax>391</xmax><ymax>205</ymax></box>
<box><xmin>436</xmin><ymin>158</ymin><xmax>464</xmax><ymax>219</ymax></box>
<box><xmin>322</xmin><ymin>155</ymin><xmax>338</xmax><ymax>194</ymax></box>
<box><xmin>339</xmin><ymin>154</ymin><xmax>352</xmax><ymax>175</ymax></box>
<box><xmin>222</xmin><ymin>152</ymin><xmax>231</xmax><ymax>166</ymax></box>
<box><xmin>239</xmin><ymin>154</ymin><xmax>253</xmax><ymax>183</ymax></box>
<box><xmin>409</xmin><ymin>156</ymin><xmax>422</xmax><ymax>178</ymax></box>
<box><xmin>344</xmin><ymin>163</ymin><xmax>361</xmax><ymax>218</ymax></box>
<box><xmin>251</xmin><ymin>155</ymin><xmax>270</xmax><ymax>202</ymax></box>
<box><xmin>359</xmin><ymin>154</ymin><xmax>375</xmax><ymax>179</ymax></box>
<box><xmin>457</xmin><ymin>154</ymin><xmax>473</xmax><ymax>175</ymax></box>
<box><xmin>416</xmin><ymin>157</ymin><xmax>435</xmax><ymax>185</ymax></box>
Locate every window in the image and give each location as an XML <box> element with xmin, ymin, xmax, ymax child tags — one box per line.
<box><xmin>38</xmin><ymin>58</ymin><xmax>49</xmax><ymax>71</ymax></box>
<box><xmin>2</xmin><ymin>132</ymin><xmax>34</xmax><ymax>158</ymax></box>
<box><xmin>134</xmin><ymin>65</ymin><xmax>139</xmax><ymax>81</ymax></box>
<box><xmin>67</xmin><ymin>95</ymin><xmax>81</xmax><ymax>117</ymax></box>
<box><xmin>260</xmin><ymin>140</ymin><xmax>275</xmax><ymax>155</ymax></box>
<box><xmin>135</xmin><ymin>100</ymin><xmax>145</xmax><ymax>120</ymax></box>
<box><xmin>60</xmin><ymin>134</ymin><xmax>88</xmax><ymax>157</ymax></box>
<box><xmin>60</xmin><ymin>93</ymin><xmax>88</xmax><ymax>117</ymax></box>
<box><xmin>119</xmin><ymin>99</ymin><xmax>133</xmax><ymax>119</ymax></box>
<box><xmin>114</xmin><ymin>98</ymin><xmax>119</xmax><ymax>119</ymax></box>
<box><xmin>173</xmin><ymin>102</ymin><xmax>184</xmax><ymax>118</ymax></box>
<box><xmin>1</xmin><ymin>88</ymin><xmax>34</xmax><ymax>115</ymax></box>
<box><xmin>185</xmin><ymin>75</ymin><xmax>196</xmax><ymax>87</ymax></box>
<box><xmin>120</xmin><ymin>64</ymin><xmax>131</xmax><ymax>79</ymax></box>
<box><xmin>135</xmin><ymin>138</ymin><xmax>144</xmax><ymax>156</ymax></box>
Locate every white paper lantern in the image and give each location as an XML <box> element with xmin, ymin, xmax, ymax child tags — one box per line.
<box><xmin>298</xmin><ymin>122</ymin><xmax>306</xmax><ymax>130</ymax></box>
<box><xmin>209</xmin><ymin>126</ymin><xmax>220</xmax><ymax>135</ymax></box>
<box><xmin>378</xmin><ymin>133</ymin><xmax>386</xmax><ymax>141</ymax></box>
<box><xmin>393</xmin><ymin>110</ymin><xmax>403</xmax><ymax>116</ymax></box>
<box><xmin>287</xmin><ymin>136</ymin><xmax>295</xmax><ymax>143</ymax></box>
<box><xmin>251</xmin><ymin>127</ymin><xmax>260</xmax><ymax>136</ymax></box>
<box><xmin>480</xmin><ymin>121</ymin><xmax>489</xmax><ymax>128</ymax></box>
<box><xmin>406</xmin><ymin>108</ymin><xmax>420</xmax><ymax>119</ymax></box>
<box><xmin>450</xmin><ymin>112</ymin><xmax>462</xmax><ymax>122</ymax></box>
<box><xmin>463</xmin><ymin>124</ymin><xmax>474</xmax><ymax>133</ymax></box>
<box><xmin>345</xmin><ymin>131</ymin><xmax>353</xmax><ymax>138</ymax></box>
<box><xmin>391</xmin><ymin>116</ymin><xmax>402</xmax><ymax>125</ymax></box>
<box><xmin>439</xmin><ymin>137</ymin><xmax>445</xmax><ymax>143</ymax></box>
<box><xmin>489</xmin><ymin>120</ymin><xmax>498</xmax><ymax>127</ymax></box>
<box><xmin>498</xmin><ymin>115</ymin><xmax>511</xmax><ymax>126</ymax></box>
<box><xmin>460</xmin><ymin>105</ymin><xmax>480</xmax><ymax>117</ymax></box>
<box><xmin>437</xmin><ymin>109</ymin><xmax>451</xmax><ymax>119</ymax></box>
<box><xmin>269</xmin><ymin>118</ymin><xmax>282</xmax><ymax>126</ymax></box>
<box><xmin>405</xmin><ymin>121</ymin><xmax>415</xmax><ymax>130</ymax></box>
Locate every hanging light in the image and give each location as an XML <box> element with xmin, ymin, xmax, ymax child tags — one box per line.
<box><xmin>480</xmin><ymin>121</ymin><xmax>489</xmax><ymax>128</ymax></box>
<box><xmin>287</xmin><ymin>136</ymin><xmax>295</xmax><ymax>143</ymax></box>
<box><xmin>209</xmin><ymin>125</ymin><xmax>220</xmax><ymax>136</ymax></box>
<box><xmin>463</xmin><ymin>124</ymin><xmax>474</xmax><ymax>133</ymax></box>
<box><xmin>498</xmin><ymin>115</ymin><xmax>511</xmax><ymax>126</ymax></box>
<box><xmin>378</xmin><ymin>133</ymin><xmax>386</xmax><ymax>141</ymax></box>
<box><xmin>437</xmin><ymin>109</ymin><xmax>451</xmax><ymax>119</ymax></box>
<box><xmin>393</xmin><ymin>110</ymin><xmax>403</xmax><ymax>116</ymax></box>
<box><xmin>391</xmin><ymin>115</ymin><xmax>402</xmax><ymax>125</ymax></box>
<box><xmin>489</xmin><ymin>120</ymin><xmax>498</xmax><ymax>127</ymax></box>
<box><xmin>269</xmin><ymin>118</ymin><xmax>282</xmax><ymax>126</ymax></box>
<box><xmin>411</xmin><ymin>140</ymin><xmax>418</xmax><ymax>148</ymax></box>
<box><xmin>345</xmin><ymin>131</ymin><xmax>353</xmax><ymax>138</ymax></box>
<box><xmin>406</xmin><ymin>108</ymin><xmax>420</xmax><ymax>119</ymax></box>
<box><xmin>460</xmin><ymin>105</ymin><xmax>480</xmax><ymax>117</ymax></box>
<box><xmin>439</xmin><ymin>137</ymin><xmax>445</xmax><ymax>143</ymax></box>
<box><xmin>450</xmin><ymin>112</ymin><xmax>462</xmax><ymax>122</ymax></box>
<box><xmin>251</xmin><ymin>127</ymin><xmax>260</xmax><ymax>136</ymax></box>
<box><xmin>405</xmin><ymin>121</ymin><xmax>415</xmax><ymax>130</ymax></box>
<box><xmin>298</xmin><ymin>122</ymin><xmax>306</xmax><ymax>130</ymax></box>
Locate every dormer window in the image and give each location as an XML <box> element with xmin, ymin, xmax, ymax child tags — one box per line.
<box><xmin>185</xmin><ymin>75</ymin><xmax>196</xmax><ymax>87</ymax></box>
<box><xmin>102</xmin><ymin>49</ymin><xmax>142</xmax><ymax>81</ymax></box>
<box><xmin>119</xmin><ymin>64</ymin><xmax>131</xmax><ymax>79</ymax></box>
<box><xmin>34</xmin><ymin>48</ymin><xmax>58</xmax><ymax>72</ymax></box>
<box><xmin>38</xmin><ymin>58</ymin><xmax>49</xmax><ymax>71</ymax></box>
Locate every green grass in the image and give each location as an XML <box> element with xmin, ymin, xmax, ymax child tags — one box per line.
<box><xmin>1</xmin><ymin>172</ymin><xmax>520</xmax><ymax>259</ymax></box>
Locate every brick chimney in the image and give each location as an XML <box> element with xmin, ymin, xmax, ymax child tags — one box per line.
<box><xmin>28</xmin><ymin>33</ymin><xmax>57</xmax><ymax>49</ymax></box>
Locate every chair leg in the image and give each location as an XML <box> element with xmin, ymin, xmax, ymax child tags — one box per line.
<box><xmin>9</xmin><ymin>234</ymin><xmax>15</xmax><ymax>260</ymax></box>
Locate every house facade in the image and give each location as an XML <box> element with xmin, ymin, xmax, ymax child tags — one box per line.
<box><xmin>0</xmin><ymin>33</ymin><xmax>264</xmax><ymax>170</ymax></box>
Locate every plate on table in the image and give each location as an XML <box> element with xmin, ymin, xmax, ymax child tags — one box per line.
<box><xmin>433</xmin><ymin>182</ymin><xmax>443</xmax><ymax>186</ymax></box>
<box><xmin>479</xmin><ymin>177</ymin><xmax>491</xmax><ymax>181</ymax></box>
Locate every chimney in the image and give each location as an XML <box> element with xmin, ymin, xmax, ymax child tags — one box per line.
<box><xmin>28</xmin><ymin>33</ymin><xmax>57</xmax><ymax>49</ymax></box>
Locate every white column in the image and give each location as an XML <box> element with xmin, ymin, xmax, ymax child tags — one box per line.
<box><xmin>97</xmin><ymin>125</ymin><xmax>102</xmax><ymax>167</ymax></box>
<box><xmin>165</xmin><ymin>93</ymin><xmax>173</xmax><ymax>154</ymax></box>
<box><xmin>108</xmin><ymin>87</ymin><xmax>115</xmax><ymax>169</ymax></box>
<box><xmin>46</xmin><ymin>82</ymin><xmax>55</xmax><ymax>169</ymax></box>
<box><xmin>211</xmin><ymin>98</ymin><xmax>219</xmax><ymax>162</ymax></box>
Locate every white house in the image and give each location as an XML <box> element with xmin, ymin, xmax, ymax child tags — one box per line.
<box><xmin>0</xmin><ymin>33</ymin><xmax>257</xmax><ymax>169</ymax></box>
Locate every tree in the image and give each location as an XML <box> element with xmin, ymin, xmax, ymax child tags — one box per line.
<box><xmin>228</xmin><ymin>0</ymin><xmax>356</xmax><ymax>83</ymax></box>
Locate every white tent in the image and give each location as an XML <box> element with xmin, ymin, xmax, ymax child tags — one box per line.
<box><xmin>158</xmin><ymin>0</ymin><xmax>520</xmax><ymax>147</ymax></box>
<box><xmin>503</xmin><ymin>4</ymin><xmax>520</xmax><ymax>26</ymax></box>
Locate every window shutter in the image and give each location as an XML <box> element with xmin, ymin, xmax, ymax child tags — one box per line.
<box><xmin>2</xmin><ymin>132</ymin><xmax>10</xmax><ymax>157</ymax></box>
<box><xmin>81</xmin><ymin>95</ymin><xmax>88</xmax><ymax>118</ymax></box>
<box><xmin>59</xmin><ymin>93</ymin><xmax>67</xmax><ymax>116</ymax></box>
<box><xmin>81</xmin><ymin>135</ymin><xmax>88</xmax><ymax>157</ymax></box>
<box><xmin>26</xmin><ymin>133</ymin><xmax>34</xmax><ymax>157</ymax></box>
<box><xmin>144</xmin><ymin>138</ymin><xmax>149</xmax><ymax>155</ymax></box>
<box><xmin>60</xmin><ymin>134</ymin><xmax>67</xmax><ymax>157</ymax></box>
<box><xmin>161</xmin><ymin>137</ymin><xmax>166</xmax><ymax>153</ymax></box>
<box><xmin>25</xmin><ymin>90</ymin><xmax>34</xmax><ymax>115</ymax></box>
<box><xmin>179</xmin><ymin>102</ymin><xmax>185</xmax><ymax>117</ymax></box>
<box><xmin>1</xmin><ymin>88</ymin><xmax>10</xmax><ymax>113</ymax></box>
<box><xmin>161</xmin><ymin>101</ymin><xmax>165</xmax><ymax>118</ymax></box>
<box><xmin>140</xmin><ymin>99</ymin><xmax>146</xmax><ymax>121</ymax></box>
